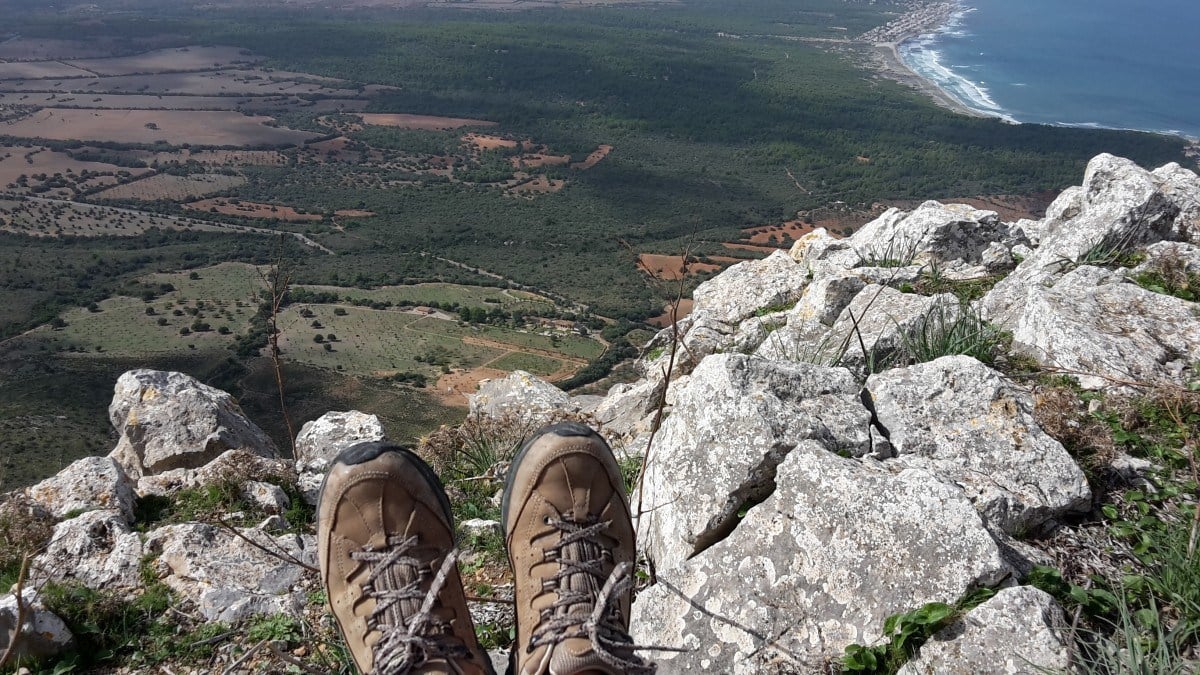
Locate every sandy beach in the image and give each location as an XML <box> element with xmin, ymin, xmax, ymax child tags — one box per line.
<box><xmin>860</xmin><ymin>1</ymin><xmax>987</xmax><ymax>118</ymax></box>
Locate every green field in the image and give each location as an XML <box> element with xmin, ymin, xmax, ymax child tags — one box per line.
<box><xmin>489</xmin><ymin>352</ymin><xmax>562</xmax><ymax>376</ymax></box>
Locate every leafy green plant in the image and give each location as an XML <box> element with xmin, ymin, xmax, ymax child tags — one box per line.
<box><xmin>247</xmin><ymin>613</ymin><xmax>303</xmax><ymax>643</ymax></box>
<box><xmin>839</xmin><ymin>588</ymin><xmax>996</xmax><ymax>674</ymax></box>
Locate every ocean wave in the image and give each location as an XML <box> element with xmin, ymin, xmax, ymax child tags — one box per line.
<box><xmin>897</xmin><ymin>7</ymin><xmax>1019</xmax><ymax>123</ymax></box>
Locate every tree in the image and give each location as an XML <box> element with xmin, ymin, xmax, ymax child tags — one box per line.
<box><xmin>314</xmin><ymin>334</ymin><xmax>325</xmax><ymax>343</ymax></box>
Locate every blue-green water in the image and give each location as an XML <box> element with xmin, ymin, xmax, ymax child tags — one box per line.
<box><xmin>899</xmin><ymin>0</ymin><xmax>1200</xmax><ymax>140</ymax></box>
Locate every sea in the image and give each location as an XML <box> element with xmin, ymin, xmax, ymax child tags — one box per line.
<box><xmin>898</xmin><ymin>0</ymin><xmax>1200</xmax><ymax>141</ymax></box>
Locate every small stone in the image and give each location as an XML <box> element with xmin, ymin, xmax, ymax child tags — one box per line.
<box><xmin>241</xmin><ymin>481</ymin><xmax>290</xmax><ymax>514</ymax></box>
<box><xmin>460</xmin><ymin>518</ymin><xmax>502</xmax><ymax>538</ymax></box>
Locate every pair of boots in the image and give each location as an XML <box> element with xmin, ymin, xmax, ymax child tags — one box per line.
<box><xmin>318</xmin><ymin>422</ymin><xmax>654</xmax><ymax>675</ymax></box>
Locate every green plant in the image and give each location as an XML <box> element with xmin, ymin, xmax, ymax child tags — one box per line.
<box><xmin>897</xmin><ymin>301</ymin><xmax>1009</xmax><ymax>368</ymax></box>
<box><xmin>247</xmin><ymin>613</ymin><xmax>303</xmax><ymax>643</ymax></box>
<box><xmin>839</xmin><ymin>588</ymin><xmax>997</xmax><ymax>674</ymax></box>
<box><xmin>859</xmin><ymin>235</ymin><xmax>920</xmax><ymax>269</ymax></box>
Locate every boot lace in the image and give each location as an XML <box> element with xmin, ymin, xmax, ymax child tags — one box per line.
<box><xmin>353</xmin><ymin>534</ymin><xmax>473</xmax><ymax>675</ymax></box>
<box><xmin>530</xmin><ymin>514</ymin><xmax>657</xmax><ymax>675</ymax></box>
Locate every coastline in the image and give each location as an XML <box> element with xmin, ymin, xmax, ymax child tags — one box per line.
<box><xmin>860</xmin><ymin>1</ymin><xmax>987</xmax><ymax>119</ymax></box>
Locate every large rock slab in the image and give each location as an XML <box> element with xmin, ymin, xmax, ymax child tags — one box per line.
<box><xmin>32</xmin><ymin>509</ymin><xmax>144</xmax><ymax>590</ymax></box>
<box><xmin>144</xmin><ymin>522</ymin><xmax>315</xmax><ymax>623</ymax></box>
<box><xmin>631</xmin><ymin>442</ymin><xmax>1010</xmax><ymax>674</ymax></box>
<box><xmin>25</xmin><ymin>455</ymin><xmax>136</xmax><ymax>523</ymax></box>
<box><xmin>691</xmin><ymin>250</ymin><xmax>810</xmax><ymax>325</ymax></box>
<box><xmin>1011</xmin><ymin>266</ymin><xmax>1200</xmax><ymax>389</ymax></box>
<box><xmin>108</xmin><ymin>369</ymin><xmax>278</xmax><ymax>479</ymax></box>
<box><xmin>867</xmin><ymin>356</ymin><xmax>1091</xmax><ymax>534</ymax></box>
<box><xmin>850</xmin><ymin>201</ymin><xmax>1021</xmax><ymax>267</ymax></box>
<box><xmin>898</xmin><ymin>586</ymin><xmax>1071</xmax><ymax>675</ymax></box>
<box><xmin>1152</xmin><ymin>162</ymin><xmax>1200</xmax><ymax>243</ymax></box>
<box><xmin>135</xmin><ymin>449</ymin><xmax>293</xmax><ymax>498</ymax></box>
<box><xmin>293</xmin><ymin>411</ymin><xmax>387</xmax><ymax>505</ymax></box>
<box><xmin>637</xmin><ymin>354</ymin><xmax>876</xmax><ymax>571</ymax></box>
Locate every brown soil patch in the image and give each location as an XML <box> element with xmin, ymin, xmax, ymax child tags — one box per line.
<box><xmin>722</xmin><ymin>243</ymin><xmax>776</xmax><ymax>253</ymax></box>
<box><xmin>637</xmin><ymin>254</ymin><xmax>723</xmax><ymax>281</ymax></box>
<box><xmin>1</xmin><ymin>108</ymin><xmax>318</xmax><ymax>147</ymax></box>
<box><xmin>570</xmin><ymin>144</ymin><xmax>612</xmax><ymax>170</ymax></box>
<box><xmin>0</xmin><ymin>61</ymin><xmax>92</xmax><ymax>80</ymax></box>
<box><xmin>1</xmin><ymin>70</ymin><xmax>358</xmax><ymax>98</ymax></box>
<box><xmin>433</xmin><ymin>367</ymin><xmax>508</xmax><ymax>406</ymax></box>
<box><xmin>357</xmin><ymin>113</ymin><xmax>495</xmax><ymax>130</ymax></box>
<box><xmin>185</xmin><ymin>198</ymin><xmax>323</xmax><ymax>221</ymax></box>
<box><xmin>744</xmin><ymin>220</ymin><xmax>816</xmax><ymax>245</ymax></box>
<box><xmin>647</xmin><ymin>298</ymin><xmax>694</xmax><ymax>328</ymax></box>
<box><xmin>91</xmin><ymin>173</ymin><xmax>246</xmax><ymax>201</ymax></box>
<box><xmin>334</xmin><ymin>209</ymin><xmax>376</xmax><ymax>217</ymax></box>
<box><xmin>463</xmin><ymin>133</ymin><xmax>518</xmax><ymax>151</ymax></box>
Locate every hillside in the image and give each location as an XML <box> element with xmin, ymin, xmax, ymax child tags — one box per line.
<box><xmin>2</xmin><ymin>154</ymin><xmax>1197</xmax><ymax>673</ymax></box>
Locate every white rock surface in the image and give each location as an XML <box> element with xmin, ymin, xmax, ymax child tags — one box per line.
<box><xmin>32</xmin><ymin>509</ymin><xmax>144</xmax><ymax>590</ymax></box>
<box><xmin>468</xmin><ymin>370</ymin><xmax>572</xmax><ymax>424</ymax></box>
<box><xmin>293</xmin><ymin>411</ymin><xmax>387</xmax><ymax>505</ymax></box>
<box><xmin>145</xmin><ymin>523</ymin><xmax>315</xmax><ymax>623</ymax></box>
<box><xmin>690</xmin><ymin>250</ymin><xmax>810</xmax><ymax>325</ymax></box>
<box><xmin>632</xmin><ymin>442</ymin><xmax>1010</xmax><ymax>673</ymax></box>
<box><xmin>637</xmin><ymin>354</ymin><xmax>875</xmax><ymax>571</ymax></box>
<box><xmin>867</xmin><ymin>356</ymin><xmax>1091</xmax><ymax>533</ymax></box>
<box><xmin>135</xmin><ymin>449</ymin><xmax>292</xmax><ymax>498</ymax></box>
<box><xmin>25</xmin><ymin>455</ymin><xmax>136</xmax><ymax>523</ymax></box>
<box><xmin>898</xmin><ymin>586</ymin><xmax>1071</xmax><ymax>675</ymax></box>
<box><xmin>108</xmin><ymin>369</ymin><xmax>278</xmax><ymax>479</ymax></box>
<box><xmin>851</xmin><ymin>201</ymin><xmax>1022</xmax><ymax>267</ymax></box>
<box><xmin>241</xmin><ymin>481</ymin><xmax>291</xmax><ymax>514</ymax></box>
<box><xmin>1011</xmin><ymin>266</ymin><xmax>1200</xmax><ymax>389</ymax></box>
<box><xmin>0</xmin><ymin>589</ymin><xmax>74</xmax><ymax>661</ymax></box>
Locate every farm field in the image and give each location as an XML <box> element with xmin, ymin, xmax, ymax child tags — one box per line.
<box><xmin>0</xmin><ymin>198</ymin><xmax>233</xmax><ymax>236</ymax></box>
<box><xmin>91</xmin><ymin>173</ymin><xmax>246</xmax><ymax>200</ymax></box>
<box><xmin>0</xmin><ymin>70</ymin><xmax>363</xmax><ymax>98</ymax></box>
<box><xmin>0</xmin><ymin>145</ymin><xmax>153</xmax><ymax>190</ymax></box>
<box><xmin>300</xmin><ymin>282</ymin><xmax>558</xmax><ymax>313</ymax></box>
<box><xmin>1</xmin><ymin>108</ymin><xmax>319</xmax><ymax>146</ymax></box>
<box><xmin>357</xmin><ymin>113</ymin><xmax>497</xmax><ymax>130</ymax></box>
<box><xmin>185</xmin><ymin>198</ymin><xmax>323</xmax><ymax>221</ymax></box>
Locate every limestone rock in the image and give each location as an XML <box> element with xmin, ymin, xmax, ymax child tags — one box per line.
<box><xmin>144</xmin><ymin>522</ymin><xmax>315</xmax><ymax>623</ymax></box>
<box><xmin>108</xmin><ymin>369</ymin><xmax>278</xmax><ymax>479</ymax></box>
<box><xmin>981</xmin><ymin>154</ymin><xmax>1181</xmax><ymax>326</ymax></box>
<box><xmin>468</xmin><ymin>370</ymin><xmax>572</xmax><ymax>424</ymax></box>
<box><xmin>1151</xmin><ymin>162</ymin><xmax>1200</xmax><ymax>243</ymax></box>
<box><xmin>867</xmin><ymin>356</ymin><xmax>1091</xmax><ymax>534</ymax></box>
<box><xmin>1011</xmin><ymin>266</ymin><xmax>1200</xmax><ymax>389</ymax></box>
<box><xmin>0</xmin><ymin>590</ymin><xmax>74</xmax><ymax>661</ymax></box>
<box><xmin>25</xmin><ymin>456</ymin><xmax>136</xmax><ymax>523</ymax></box>
<box><xmin>293</xmin><ymin>411</ymin><xmax>387</xmax><ymax>505</ymax></box>
<box><xmin>850</xmin><ymin>201</ymin><xmax>1022</xmax><ymax>267</ymax></box>
<box><xmin>135</xmin><ymin>449</ymin><xmax>292</xmax><ymax>498</ymax></box>
<box><xmin>790</xmin><ymin>228</ymin><xmax>862</xmax><ymax>273</ymax></box>
<box><xmin>690</xmin><ymin>250</ymin><xmax>810</xmax><ymax>325</ymax></box>
<box><xmin>1132</xmin><ymin>240</ymin><xmax>1200</xmax><ymax>275</ymax></box>
<box><xmin>898</xmin><ymin>587</ymin><xmax>1071</xmax><ymax>675</ymax></box>
<box><xmin>756</xmin><ymin>285</ymin><xmax>961</xmax><ymax>375</ymax></box>
<box><xmin>241</xmin><ymin>481</ymin><xmax>290</xmax><ymax>514</ymax></box>
<box><xmin>592</xmin><ymin>378</ymin><xmax>663</xmax><ymax>441</ymax></box>
<box><xmin>459</xmin><ymin>518</ymin><xmax>502</xmax><ymax>538</ymax></box>
<box><xmin>32</xmin><ymin>509</ymin><xmax>144</xmax><ymax>590</ymax></box>
<box><xmin>637</xmin><ymin>354</ymin><xmax>874</xmax><ymax>570</ymax></box>
<box><xmin>294</xmin><ymin>411</ymin><xmax>387</xmax><ymax>474</ymax></box>
<box><xmin>787</xmin><ymin>270</ymin><xmax>866</xmax><ymax>327</ymax></box>
<box><xmin>631</xmin><ymin>442</ymin><xmax>1010</xmax><ymax>673</ymax></box>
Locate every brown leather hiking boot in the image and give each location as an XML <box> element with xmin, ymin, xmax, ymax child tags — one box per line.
<box><xmin>501</xmin><ymin>423</ymin><xmax>655</xmax><ymax>675</ymax></box>
<box><xmin>318</xmin><ymin>441</ymin><xmax>494</xmax><ymax>675</ymax></box>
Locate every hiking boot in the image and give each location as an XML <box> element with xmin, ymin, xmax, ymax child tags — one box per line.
<box><xmin>318</xmin><ymin>441</ymin><xmax>494</xmax><ymax>675</ymax></box>
<box><xmin>502</xmin><ymin>422</ymin><xmax>654</xmax><ymax>675</ymax></box>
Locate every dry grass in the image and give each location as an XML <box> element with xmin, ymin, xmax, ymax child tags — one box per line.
<box><xmin>91</xmin><ymin>173</ymin><xmax>246</xmax><ymax>201</ymax></box>
<box><xmin>357</xmin><ymin>113</ymin><xmax>495</xmax><ymax>130</ymax></box>
<box><xmin>185</xmin><ymin>198</ymin><xmax>323</xmax><ymax>221</ymax></box>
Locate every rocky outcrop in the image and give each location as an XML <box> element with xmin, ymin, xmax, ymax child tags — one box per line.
<box><xmin>144</xmin><ymin>522</ymin><xmax>315</xmax><ymax>623</ymax></box>
<box><xmin>24</xmin><ymin>456</ymin><xmax>136</xmax><ymax>523</ymax></box>
<box><xmin>32</xmin><ymin>509</ymin><xmax>144</xmax><ymax>590</ymax></box>
<box><xmin>898</xmin><ymin>586</ymin><xmax>1072</xmax><ymax>675</ymax></box>
<box><xmin>293</xmin><ymin>410</ymin><xmax>388</xmax><ymax>505</ymax></box>
<box><xmin>632</xmin><ymin>442</ymin><xmax>1010</xmax><ymax>673</ymax></box>
<box><xmin>469</xmin><ymin>370</ymin><xmax>576</xmax><ymax>423</ymax></box>
<box><xmin>867</xmin><ymin>356</ymin><xmax>1091</xmax><ymax>534</ymax></box>
<box><xmin>135</xmin><ymin>449</ymin><xmax>292</xmax><ymax>498</ymax></box>
<box><xmin>108</xmin><ymin>369</ymin><xmax>278</xmax><ymax>479</ymax></box>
